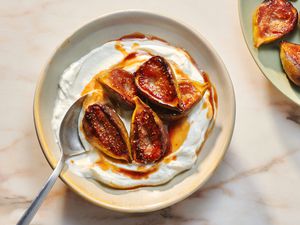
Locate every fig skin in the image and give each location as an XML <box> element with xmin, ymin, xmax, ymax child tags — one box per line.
<box><xmin>253</xmin><ymin>0</ymin><xmax>298</xmax><ymax>48</ymax></box>
<box><xmin>152</xmin><ymin>80</ymin><xmax>208</xmax><ymax>121</ymax></box>
<box><xmin>98</xmin><ymin>68</ymin><xmax>137</xmax><ymax>109</ymax></box>
<box><xmin>134</xmin><ymin>56</ymin><xmax>182</xmax><ymax>111</ymax></box>
<box><xmin>130</xmin><ymin>97</ymin><xmax>170</xmax><ymax>164</ymax></box>
<box><xmin>82</xmin><ymin>103</ymin><xmax>131</xmax><ymax>162</ymax></box>
<box><xmin>280</xmin><ymin>41</ymin><xmax>300</xmax><ymax>86</ymax></box>
<box><xmin>151</xmin><ymin>106</ymin><xmax>186</xmax><ymax>121</ymax></box>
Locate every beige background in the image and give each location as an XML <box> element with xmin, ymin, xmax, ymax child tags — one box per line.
<box><xmin>0</xmin><ymin>0</ymin><xmax>299</xmax><ymax>224</ymax></box>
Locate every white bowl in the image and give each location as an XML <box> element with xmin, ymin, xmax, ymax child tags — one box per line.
<box><xmin>34</xmin><ymin>10</ymin><xmax>235</xmax><ymax>212</ymax></box>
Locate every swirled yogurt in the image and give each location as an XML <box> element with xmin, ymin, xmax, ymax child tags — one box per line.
<box><xmin>51</xmin><ymin>35</ymin><xmax>216</xmax><ymax>189</ymax></box>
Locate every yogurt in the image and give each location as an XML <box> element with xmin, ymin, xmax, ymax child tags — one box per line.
<box><xmin>51</xmin><ymin>37</ymin><xmax>216</xmax><ymax>188</ymax></box>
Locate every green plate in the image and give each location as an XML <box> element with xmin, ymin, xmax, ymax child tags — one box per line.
<box><xmin>239</xmin><ymin>0</ymin><xmax>300</xmax><ymax>105</ymax></box>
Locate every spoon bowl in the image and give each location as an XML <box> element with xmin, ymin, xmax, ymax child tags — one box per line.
<box><xmin>59</xmin><ymin>95</ymin><xmax>87</xmax><ymax>157</ymax></box>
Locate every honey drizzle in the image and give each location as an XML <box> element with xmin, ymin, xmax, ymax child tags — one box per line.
<box><xmin>118</xmin><ymin>32</ymin><xmax>168</xmax><ymax>44</ymax></box>
<box><xmin>114</xmin><ymin>41</ymin><xmax>127</xmax><ymax>56</ymax></box>
<box><xmin>96</xmin><ymin>155</ymin><xmax>158</xmax><ymax>180</ymax></box>
<box><xmin>201</xmin><ymin>71</ymin><xmax>218</xmax><ymax>119</ymax></box>
<box><xmin>131</xmin><ymin>42</ymin><xmax>140</xmax><ymax>49</ymax></box>
<box><xmin>79</xmin><ymin>34</ymin><xmax>218</xmax><ymax>183</ymax></box>
<box><xmin>168</xmin><ymin>117</ymin><xmax>190</xmax><ymax>152</ymax></box>
<box><xmin>81</xmin><ymin>76</ymin><xmax>103</xmax><ymax>96</ymax></box>
<box><xmin>170</xmin><ymin>61</ymin><xmax>190</xmax><ymax>79</ymax></box>
<box><xmin>163</xmin><ymin>155</ymin><xmax>177</xmax><ymax>164</ymax></box>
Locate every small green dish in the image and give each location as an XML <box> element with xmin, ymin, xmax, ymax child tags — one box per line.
<box><xmin>239</xmin><ymin>0</ymin><xmax>300</xmax><ymax>105</ymax></box>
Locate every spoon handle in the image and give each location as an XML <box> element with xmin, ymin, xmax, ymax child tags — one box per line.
<box><xmin>17</xmin><ymin>155</ymin><xmax>65</xmax><ymax>225</ymax></box>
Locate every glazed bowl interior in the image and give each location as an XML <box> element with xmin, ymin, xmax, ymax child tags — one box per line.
<box><xmin>34</xmin><ymin>10</ymin><xmax>235</xmax><ymax>212</ymax></box>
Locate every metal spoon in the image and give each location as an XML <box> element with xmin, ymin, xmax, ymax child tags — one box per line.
<box><xmin>17</xmin><ymin>95</ymin><xmax>87</xmax><ymax>225</ymax></box>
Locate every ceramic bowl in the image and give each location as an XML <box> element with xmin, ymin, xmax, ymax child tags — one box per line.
<box><xmin>34</xmin><ymin>10</ymin><xmax>235</xmax><ymax>212</ymax></box>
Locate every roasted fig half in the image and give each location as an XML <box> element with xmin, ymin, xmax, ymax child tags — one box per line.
<box><xmin>134</xmin><ymin>56</ymin><xmax>181</xmax><ymax>111</ymax></box>
<box><xmin>153</xmin><ymin>79</ymin><xmax>208</xmax><ymax>121</ymax></box>
<box><xmin>130</xmin><ymin>97</ymin><xmax>169</xmax><ymax>164</ymax></box>
<box><xmin>280</xmin><ymin>41</ymin><xmax>300</xmax><ymax>86</ymax></box>
<box><xmin>98</xmin><ymin>68</ymin><xmax>137</xmax><ymax>109</ymax></box>
<box><xmin>151</xmin><ymin>106</ymin><xmax>185</xmax><ymax>121</ymax></box>
<box><xmin>82</xmin><ymin>103</ymin><xmax>131</xmax><ymax>162</ymax></box>
<box><xmin>178</xmin><ymin>79</ymin><xmax>208</xmax><ymax>112</ymax></box>
<box><xmin>253</xmin><ymin>0</ymin><xmax>298</xmax><ymax>48</ymax></box>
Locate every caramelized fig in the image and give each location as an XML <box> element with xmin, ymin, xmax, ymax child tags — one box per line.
<box><xmin>151</xmin><ymin>106</ymin><xmax>185</xmax><ymax>121</ymax></box>
<box><xmin>253</xmin><ymin>0</ymin><xmax>297</xmax><ymax>48</ymax></box>
<box><xmin>99</xmin><ymin>68</ymin><xmax>137</xmax><ymax>108</ymax></box>
<box><xmin>153</xmin><ymin>79</ymin><xmax>208</xmax><ymax>121</ymax></box>
<box><xmin>280</xmin><ymin>41</ymin><xmax>300</xmax><ymax>86</ymax></box>
<box><xmin>82</xmin><ymin>103</ymin><xmax>131</xmax><ymax>161</ymax></box>
<box><xmin>134</xmin><ymin>56</ymin><xmax>181</xmax><ymax>111</ymax></box>
<box><xmin>178</xmin><ymin>79</ymin><xmax>208</xmax><ymax>111</ymax></box>
<box><xmin>130</xmin><ymin>97</ymin><xmax>169</xmax><ymax>164</ymax></box>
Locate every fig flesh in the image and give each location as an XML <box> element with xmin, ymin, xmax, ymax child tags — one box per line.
<box><xmin>253</xmin><ymin>0</ymin><xmax>298</xmax><ymax>48</ymax></box>
<box><xmin>99</xmin><ymin>68</ymin><xmax>137</xmax><ymax>109</ymax></box>
<box><xmin>280</xmin><ymin>41</ymin><xmax>300</xmax><ymax>86</ymax></box>
<box><xmin>82</xmin><ymin>103</ymin><xmax>131</xmax><ymax>162</ymax></box>
<box><xmin>134</xmin><ymin>56</ymin><xmax>181</xmax><ymax>111</ymax></box>
<box><xmin>130</xmin><ymin>97</ymin><xmax>169</xmax><ymax>164</ymax></box>
<box><xmin>153</xmin><ymin>79</ymin><xmax>208</xmax><ymax>121</ymax></box>
<box><xmin>178</xmin><ymin>79</ymin><xmax>207</xmax><ymax>112</ymax></box>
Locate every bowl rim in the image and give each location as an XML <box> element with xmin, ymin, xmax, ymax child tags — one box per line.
<box><xmin>33</xmin><ymin>9</ymin><xmax>236</xmax><ymax>213</ymax></box>
<box><xmin>238</xmin><ymin>0</ymin><xmax>300</xmax><ymax>106</ymax></box>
